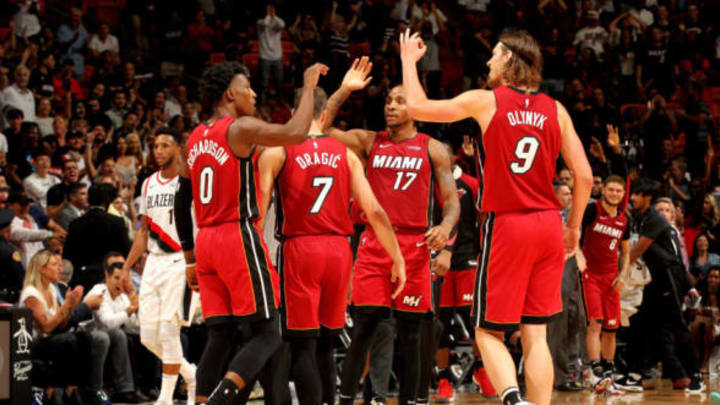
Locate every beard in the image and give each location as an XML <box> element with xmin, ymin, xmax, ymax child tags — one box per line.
<box><xmin>159</xmin><ymin>155</ymin><xmax>176</xmax><ymax>169</ymax></box>
<box><xmin>487</xmin><ymin>69</ymin><xmax>503</xmax><ymax>89</ymax></box>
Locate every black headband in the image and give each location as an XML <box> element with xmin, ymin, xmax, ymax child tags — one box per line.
<box><xmin>500</xmin><ymin>41</ymin><xmax>534</xmax><ymax>66</ymax></box>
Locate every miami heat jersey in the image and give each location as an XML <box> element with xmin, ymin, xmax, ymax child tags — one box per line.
<box><xmin>581</xmin><ymin>201</ymin><xmax>630</xmax><ymax>273</ymax></box>
<box><xmin>140</xmin><ymin>172</ymin><xmax>182</xmax><ymax>254</ymax></box>
<box><xmin>366</xmin><ymin>131</ymin><xmax>434</xmax><ymax>230</ymax></box>
<box><xmin>275</xmin><ymin>135</ymin><xmax>353</xmax><ymax>238</ymax></box>
<box><xmin>186</xmin><ymin>115</ymin><xmax>261</xmax><ymax>227</ymax></box>
<box><xmin>479</xmin><ymin>86</ymin><xmax>562</xmax><ymax>213</ymax></box>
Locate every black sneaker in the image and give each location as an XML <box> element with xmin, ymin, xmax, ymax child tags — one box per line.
<box><xmin>614</xmin><ymin>374</ymin><xmax>643</xmax><ymax>392</ymax></box>
<box><xmin>686</xmin><ymin>373</ymin><xmax>706</xmax><ymax>394</ymax></box>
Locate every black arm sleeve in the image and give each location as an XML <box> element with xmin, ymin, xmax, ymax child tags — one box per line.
<box><xmin>174</xmin><ymin>176</ymin><xmax>195</xmax><ymax>252</ymax></box>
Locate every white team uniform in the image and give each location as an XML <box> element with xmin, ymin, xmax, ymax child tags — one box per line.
<box><xmin>138</xmin><ymin>172</ymin><xmax>198</xmax><ymax>328</ymax></box>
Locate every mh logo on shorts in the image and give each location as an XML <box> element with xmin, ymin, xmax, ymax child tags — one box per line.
<box><xmin>463</xmin><ymin>294</ymin><xmax>473</xmax><ymax>302</ymax></box>
<box><xmin>402</xmin><ymin>295</ymin><xmax>422</xmax><ymax>307</ymax></box>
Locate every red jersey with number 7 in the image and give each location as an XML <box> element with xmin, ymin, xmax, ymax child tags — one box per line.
<box><xmin>477</xmin><ymin>86</ymin><xmax>562</xmax><ymax>213</ymax></box>
<box><xmin>366</xmin><ymin>131</ymin><xmax>434</xmax><ymax>230</ymax></box>
<box><xmin>186</xmin><ymin>115</ymin><xmax>261</xmax><ymax>227</ymax></box>
<box><xmin>275</xmin><ymin>135</ymin><xmax>353</xmax><ymax>238</ymax></box>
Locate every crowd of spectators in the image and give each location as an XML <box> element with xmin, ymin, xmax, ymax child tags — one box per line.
<box><xmin>0</xmin><ymin>0</ymin><xmax>720</xmax><ymax>403</ymax></box>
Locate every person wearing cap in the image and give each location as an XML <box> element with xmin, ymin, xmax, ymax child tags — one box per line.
<box><xmin>0</xmin><ymin>208</ymin><xmax>25</xmax><ymax>303</ymax></box>
<box><xmin>573</xmin><ymin>10</ymin><xmax>608</xmax><ymax>61</ymax></box>
<box><xmin>7</xmin><ymin>192</ymin><xmax>56</xmax><ymax>268</ymax></box>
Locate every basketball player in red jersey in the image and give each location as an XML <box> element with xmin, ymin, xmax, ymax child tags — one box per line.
<box><xmin>173</xmin><ymin>61</ymin><xmax>328</xmax><ymax>405</ymax></box>
<box><xmin>400</xmin><ymin>29</ymin><xmax>593</xmax><ymax>405</ymax></box>
<box><xmin>324</xmin><ymin>61</ymin><xmax>460</xmax><ymax>405</ymax></box>
<box><xmin>257</xmin><ymin>78</ymin><xmax>406</xmax><ymax>405</ymax></box>
<box><xmin>579</xmin><ymin>175</ymin><xmax>630</xmax><ymax>394</ymax></box>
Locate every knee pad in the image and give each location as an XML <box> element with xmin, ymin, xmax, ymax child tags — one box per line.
<box><xmin>140</xmin><ymin>326</ymin><xmax>162</xmax><ymax>357</ymax></box>
<box><xmin>159</xmin><ymin>320</ymin><xmax>183</xmax><ymax>365</ymax></box>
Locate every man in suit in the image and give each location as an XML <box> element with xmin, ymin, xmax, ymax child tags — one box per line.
<box><xmin>64</xmin><ymin>183</ymin><xmax>130</xmax><ymax>292</ymax></box>
<box><xmin>56</xmin><ymin>182</ymin><xmax>88</xmax><ymax>229</ymax></box>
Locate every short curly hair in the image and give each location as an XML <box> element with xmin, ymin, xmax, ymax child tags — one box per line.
<box><xmin>199</xmin><ymin>62</ymin><xmax>251</xmax><ymax>106</ymax></box>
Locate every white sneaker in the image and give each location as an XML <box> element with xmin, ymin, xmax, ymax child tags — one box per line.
<box><xmin>587</xmin><ymin>371</ymin><xmax>611</xmax><ymax>394</ymax></box>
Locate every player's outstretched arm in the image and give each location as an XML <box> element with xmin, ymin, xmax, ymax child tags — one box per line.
<box><xmin>348</xmin><ymin>150</ymin><xmax>406</xmax><ymax>298</ymax></box>
<box><xmin>323</xmin><ymin>56</ymin><xmax>373</xmax><ymax>130</ymax></box>
<box><xmin>399</xmin><ymin>29</ymin><xmax>492</xmax><ymax>124</ymax></box>
<box><xmin>426</xmin><ymin>139</ymin><xmax>460</xmax><ymax>250</ymax></box>
<box><xmin>557</xmin><ymin>101</ymin><xmax>593</xmax><ymax>257</ymax></box>
<box><xmin>257</xmin><ymin>146</ymin><xmax>286</xmax><ymax>231</ymax></box>
<box><xmin>174</xmin><ymin>147</ymin><xmax>198</xmax><ymax>290</ymax></box>
<box><xmin>228</xmin><ymin>63</ymin><xmax>329</xmax><ymax>151</ymax></box>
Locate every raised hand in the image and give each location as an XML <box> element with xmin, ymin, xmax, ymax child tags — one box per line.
<box><xmin>399</xmin><ymin>28</ymin><xmax>427</xmax><ymax>63</ymax></box>
<box><xmin>606</xmin><ymin>124</ymin><xmax>621</xmax><ymax>152</ymax></box>
<box><xmin>341</xmin><ymin>56</ymin><xmax>373</xmax><ymax>92</ymax></box>
<box><xmin>462</xmin><ymin>135</ymin><xmax>475</xmax><ymax>157</ymax></box>
<box><xmin>303</xmin><ymin>63</ymin><xmax>330</xmax><ymax>89</ymax></box>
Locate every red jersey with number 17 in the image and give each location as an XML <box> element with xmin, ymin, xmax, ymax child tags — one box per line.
<box><xmin>275</xmin><ymin>135</ymin><xmax>353</xmax><ymax>238</ymax></box>
<box><xmin>479</xmin><ymin>86</ymin><xmax>562</xmax><ymax>213</ymax></box>
<box><xmin>186</xmin><ymin>115</ymin><xmax>262</xmax><ymax>227</ymax></box>
<box><xmin>366</xmin><ymin>131</ymin><xmax>434</xmax><ymax>230</ymax></box>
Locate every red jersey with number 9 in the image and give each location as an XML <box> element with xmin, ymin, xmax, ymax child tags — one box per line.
<box><xmin>366</xmin><ymin>131</ymin><xmax>434</xmax><ymax>230</ymax></box>
<box><xmin>275</xmin><ymin>135</ymin><xmax>353</xmax><ymax>238</ymax></box>
<box><xmin>186</xmin><ymin>115</ymin><xmax>262</xmax><ymax>227</ymax></box>
<box><xmin>478</xmin><ymin>86</ymin><xmax>562</xmax><ymax>213</ymax></box>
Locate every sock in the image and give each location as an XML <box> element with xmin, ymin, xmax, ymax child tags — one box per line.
<box><xmin>180</xmin><ymin>361</ymin><xmax>196</xmax><ymax>405</ymax></box>
<box><xmin>591</xmin><ymin>360</ymin><xmax>603</xmax><ymax>377</ymax></box>
<box><xmin>159</xmin><ymin>373</ymin><xmax>179</xmax><ymax>403</ymax></box>
<box><xmin>601</xmin><ymin>359</ymin><xmax>614</xmax><ymax>375</ymax></box>
<box><xmin>207</xmin><ymin>379</ymin><xmax>240</xmax><ymax>405</ymax></box>
<box><xmin>501</xmin><ymin>387</ymin><xmax>522</xmax><ymax>405</ymax></box>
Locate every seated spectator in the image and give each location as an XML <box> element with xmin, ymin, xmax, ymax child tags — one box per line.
<box><xmin>690</xmin><ymin>233</ymin><xmax>720</xmax><ymax>281</ymax></box>
<box><xmin>53</xmin><ymin>59</ymin><xmax>85</xmax><ymax>104</ymax></box>
<box><xmin>18</xmin><ymin>249</ymin><xmax>88</xmax><ymax>404</ymax></box>
<box><xmin>6</xmin><ymin>122</ymin><xmax>41</xmax><ymax>188</ymax></box>
<box><xmin>64</xmin><ymin>183</ymin><xmax>130</xmax><ymax>292</ymax></box>
<box><xmin>0</xmin><ymin>65</ymin><xmax>35</xmax><ymax>126</ymax></box>
<box><xmin>23</xmin><ymin>150</ymin><xmax>60</xmax><ymax>209</ymax></box>
<box><xmin>83</xmin><ymin>253</ymin><xmax>145</xmax><ymax>403</ymax></box>
<box><xmin>105</xmin><ymin>91</ymin><xmax>128</xmax><ymax>130</ymax></box>
<box><xmin>56</xmin><ymin>182</ymin><xmax>88</xmax><ymax>230</ymax></box>
<box><xmin>7</xmin><ymin>192</ymin><xmax>55</xmax><ymax>268</ymax></box>
<box><xmin>88</xmin><ymin>23</ymin><xmax>120</xmax><ymax>59</ymax></box>
<box><xmin>0</xmin><ymin>208</ymin><xmax>24</xmax><ymax>303</ymax></box>
<box><xmin>691</xmin><ymin>265</ymin><xmax>720</xmax><ymax>374</ymax></box>
<box><xmin>46</xmin><ymin>157</ymin><xmax>81</xmax><ymax>217</ymax></box>
<box><xmin>35</xmin><ymin>97</ymin><xmax>54</xmax><ymax>137</ymax></box>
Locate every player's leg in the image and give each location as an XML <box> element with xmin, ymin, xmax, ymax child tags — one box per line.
<box><xmin>600</xmin><ymin>283</ymin><xmax>621</xmax><ymax>382</ymax></box>
<box><xmin>316</xmin><ymin>334</ymin><xmax>336</xmax><ymax>405</ymax></box>
<box><xmin>519</xmin><ymin>211</ymin><xmax>564</xmax><ymax>405</ymax></box>
<box><xmin>434</xmin><ymin>273</ymin><xmax>455</xmax><ymax>402</ymax></box>
<box><xmin>339</xmin><ymin>307</ymin><xmax>386</xmax><ymax>405</ymax></box>
<box><xmin>582</xmin><ymin>271</ymin><xmax>608</xmax><ymax>391</ymax></box>
<box><xmin>417</xmin><ymin>315</ymin><xmax>441</xmax><ymax>404</ymax></box>
<box><xmin>472</xmin><ymin>212</ymin><xmax>532</xmax><ymax>404</ymax></box>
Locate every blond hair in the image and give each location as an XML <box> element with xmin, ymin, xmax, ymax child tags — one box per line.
<box><xmin>498</xmin><ymin>29</ymin><xmax>543</xmax><ymax>89</ymax></box>
<box><xmin>23</xmin><ymin>249</ymin><xmax>59</xmax><ymax>311</ymax></box>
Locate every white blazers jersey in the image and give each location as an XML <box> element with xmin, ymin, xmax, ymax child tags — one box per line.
<box><xmin>140</xmin><ymin>172</ymin><xmax>182</xmax><ymax>255</ymax></box>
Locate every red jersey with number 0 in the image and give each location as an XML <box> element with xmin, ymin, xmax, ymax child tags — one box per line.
<box><xmin>479</xmin><ymin>86</ymin><xmax>562</xmax><ymax>213</ymax></box>
<box><xmin>366</xmin><ymin>131</ymin><xmax>434</xmax><ymax>230</ymax></box>
<box><xmin>275</xmin><ymin>135</ymin><xmax>353</xmax><ymax>237</ymax></box>
<box><xmin>186</xmin><ymin>115</ymin><xmax>261</xmax><ymax>227</ymax></box>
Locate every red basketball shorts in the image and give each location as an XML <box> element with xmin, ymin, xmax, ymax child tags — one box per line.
<box><xmin>581</xmin><ymin>269</ymin><xmax>621</xmax><ymax>331</ymax></box>
<box><xmin>440</xmin><ymin>269</ymin><xmax>476</xmax><ymax>308</ymax></box>
<box><xmin>352</xmin><ymin>229</ymin><xmax>432</xmax><ymax>315</ymax></box>
<box><xmin>472</xmin><ymin>210</ymin><xmax>564</xmax><ymax>330</ymax></box>
<box><xmin>278</xmin><ymin>235</ymin><xmax>353</xmax><ymax>335</ymax></box>
<box><xmin>195</xmin><ymin>221</ymin><xmax>279</xmax><ymax>325</ymax></box>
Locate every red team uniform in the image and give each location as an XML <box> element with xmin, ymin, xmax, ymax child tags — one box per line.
<box><xmin>274</xmin><ymin>135</ymin><xmax>354</xmax><ymax>334</ymax></box>
<box><xmin>473</xmin><ymin>86</ymin><xmax>565</xmax><ymax>329</ymax></box>
<box><xmin>581</xmin><ymin>201</ymin><xmax>630</xmax><ymax>330</ymax></box>
<box><xmin>186</xmin><ymin>116</ymin><xmax>279</xmax><ymax>323</ymax></box>
<box><xmin>352</xmin><ymin>131</ymin><xmax>434</xmax><ymax>314</ymax></box>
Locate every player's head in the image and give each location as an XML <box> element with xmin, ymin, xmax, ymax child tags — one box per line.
<box><xmin>293</xmin><ymin>87</ymin><xmax>328</xmax><ymax>126</ymax></box>
<box><xmin>553</xmin><ymin>180</ymin><xmax>572</xmax><ymax>209</ymax></box>
<box><xmin>153</xmin><ymin>127</ymin><xmax>182</xmax><ymax>169</ymax></box>
<box><xmin>602</xmin><ymin>175</ymin><xmax>625</xmax><ymax>207</ymax></box>
<box><xmin>385</xmin><ymin>85</ymin><xmax>413</xmax><ymax>129</ymax></box>
<box><xmin>654</xmin><ymin>196</ymin><xmax>676</xmax><ymax>224</ymax></box>
<box><xmin>200</xmin><ymin>62</ymin><xmax>255</xmax><ymax>117</ymax></box>
<box><xmin>630</xmin><ymin>177</ymin><xmax>656</xmax><ymax>214</ymax></box>
<box><xmin>488</xmin><ymin>29</ymin><xmax>543</xmax><ymax>90</ymax></box>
